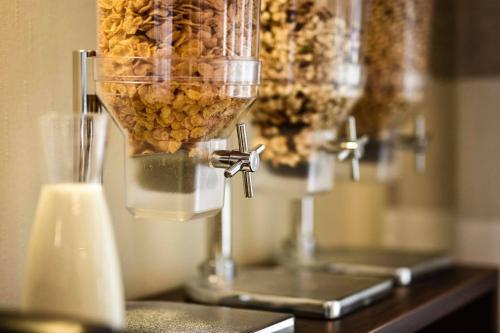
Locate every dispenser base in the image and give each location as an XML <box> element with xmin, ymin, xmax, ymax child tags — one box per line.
<box><xmin>126</xmin><ymin>301</ymin><xmax>294</xmax><ymax>333</ymax></box>
<box><xmin>280</xmin><ymin>247</ymin><xmax>452</xmax><ymax>286</ymax></box>
<box><xmin>186</xmin><ymin>267</ymin><xmax>393</xmax><ymax>319</ymax></box>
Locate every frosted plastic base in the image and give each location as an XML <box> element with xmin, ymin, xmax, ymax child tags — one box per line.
<box><xmin>125</xmin><ymin>140</ymin><xmax>228</xmax><ymax>222</ymax></box>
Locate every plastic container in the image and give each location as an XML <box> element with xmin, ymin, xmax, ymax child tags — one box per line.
<box><xmin>95</xmin><ymin>0</ymin><xmax>261</xmax><ymax>219</ymax></box>
<box><xmin>340</xmin><ymin>0</ymin><xmax>365</xmax><ymax>111</ymax></box>
<box><xmin>351</xmin><ymin>0</ymin><xmax>434</xmax><ymax>138</ymax></box>
<box><xmin>253</xmin><ymin>0</ymin><xmax>345</xmax><ymax>196</ymax></box>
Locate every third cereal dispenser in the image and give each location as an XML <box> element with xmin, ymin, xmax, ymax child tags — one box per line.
<box><xmin>351</xmin><ymin>0</ymin><xmax>434</xmax><ymax>175</ymax></box>
<box><xmin>307</xmin><ymin>0</ymin><xmax>452</xmax><ymax>288</ymax></box>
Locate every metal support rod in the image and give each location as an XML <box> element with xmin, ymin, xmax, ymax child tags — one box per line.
<box><xmin>73</xmin><ymin>50</ymin><xmax>104</xmax><ymax>183</ymax></box>
<box><xmin>73</xmin><ymin>50</ymin><xmax>101</xmax><ymax>115</ymax></box>
<box><xmin>289</xmin><ymin>196</ymin><xmax>316</xmax><ymax>263</ymax></box>
<box><xmin>203</xmin><ymin>182</ymin><xmax>235</xmax><ymax>281</ymax></box>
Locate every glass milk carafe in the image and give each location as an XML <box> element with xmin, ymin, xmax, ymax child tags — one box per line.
<box><xmin>23</xmin><ymin>113</ymin><xmax>124</xmax><ymax>329</ymax></box>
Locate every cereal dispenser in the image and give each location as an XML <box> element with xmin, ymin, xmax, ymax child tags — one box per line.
<box><xmin>95</xmin><ymin>0</ymin><xmax>266</xmax><ymax>220</ymax></box>
<box><xmin>256</xmin><ymin>0</ymin><xmax>369</xmax><ymax>266</ymax></box>
<box><xmin>186</xmin><ymin>0</ymin><xmax>394</xmax><ymax>319</ymax></box>
<box><xmin>71</xmin><ymin>0</ymin><xmax>297</xmax><ymax>332</ymax></box>
<box><xmin>254</xmin><ymin>0</ymin><xmax>358</xmax><ymax>196</ymax></box>
<box><xmin>299</xmin><ymin>0</ymin><xmax>452</xmax><ymax>287</ymax></box>
<box><xmin>351</xmin><ymin>0</ymin><xmax>433</xmax><ymax>174</ymax></box>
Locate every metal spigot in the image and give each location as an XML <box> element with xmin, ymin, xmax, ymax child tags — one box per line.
<box><xmin>395</xmin><ymin>114</ymin><xmax>430</xmax><ymax>174</ymax></box>
<box><xmin>326</xmin><ymin>116</ymin><xmax>369</xmax><ymax>181</ymax></box>
<box><xmin>413</xmin><ymin>114</ymin><xmax>430</xmax><ymax>173</ymax></box>
<box><xmin>210</xmin><ymin>123</ymin><xmax>265</xmax><ymax>198</ymax></box>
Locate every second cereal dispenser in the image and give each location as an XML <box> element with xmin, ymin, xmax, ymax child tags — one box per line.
<box><xmin>95</xmin><ymin>0</ymin><xmax>266</xmax><ymax>220</ymax></box>
<box><xmin>255</xmin><ymin>0</ymin><xmax>351</xmax><ymax>196</ymax></box>
<box><xmin>186</xmin><ymin>0</ymin><xmax>394</xmax><ymax>319</ymax></box>
<box><xmin>254</xmin><ymin>0</ymin><xmax>370</xmax><ymax>267</ymax></box>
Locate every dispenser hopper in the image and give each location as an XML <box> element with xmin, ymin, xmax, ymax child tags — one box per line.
<box><xmin>95</xmin><ymin>0</ymin><xmax>261</xmax><ymax>220</ymax></box>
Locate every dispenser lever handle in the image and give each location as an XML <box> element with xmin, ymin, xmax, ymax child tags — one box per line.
<box><xmin>235</xmin><ymin>123</ymin><xmax>261</xmax><ymax>198</ymax></box>
<box><xmin>212</xmin><ymin>123</ymin><xmax>265</xmax><ymax>198</ymax></box>
<box><xmin>414</xmin><ymin>114</ymin><xmax>427</xmax><ymax>174</ymax></box>
<box><xmin>345</xmin><ymin>116</ymin><xmax>365</xmax><ymax>182</ymax></box>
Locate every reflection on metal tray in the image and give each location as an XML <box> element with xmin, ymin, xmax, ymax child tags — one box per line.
<box><xmin>126</xmin><ymin>301</ymin><xmax>294</xmax><ymax>333</ymax></box>
<box><xmin>307</xmin><ymin>247</ymin><xmax>453</xmax><ymax>286</ymax></box>
<box><xmin>186</xmin><ymin>267</ymin><xmax>393</xmax><ymax>319</ymax></box>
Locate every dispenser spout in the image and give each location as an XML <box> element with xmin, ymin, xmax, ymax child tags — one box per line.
<box><xmin>324</xmin><ymin>116</ymin><xmax>369</xmax><ymax>181</ymax></box>
<box><xmin>210</xmin><ymin>123</ymin><xmax>265</xmax><ymax>198</ymax></box>
<box><xmin>395</xmin><ymin>114</ymin><xmax>431</xmax><ymax>174</ymax></box>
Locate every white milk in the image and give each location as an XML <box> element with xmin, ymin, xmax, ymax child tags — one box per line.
<box><xmin>23</xmin><ymin>183</ymin><xmax>124</xmax><ymax>329</ymax></box>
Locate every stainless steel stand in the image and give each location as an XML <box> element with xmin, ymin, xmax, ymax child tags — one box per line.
<box><xmin>186</xmin><ymin>186</ymin><xmax>394</xmax><ymax>319</ymax></box>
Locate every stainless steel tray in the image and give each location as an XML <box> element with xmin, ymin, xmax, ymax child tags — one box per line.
<box><xmin>186</xmin><ymin>267</ymin><xmax>393</xmax><ymax>319</ymax></box>
<box><xmin>127</xmin><ymin>301</ymin><xmax>294</xmax><ymax>333</ymax></box>
<box><xmin>293</xmin><ymin>247</ymin><xmax>453</xmax><ymax>286</ymax></box>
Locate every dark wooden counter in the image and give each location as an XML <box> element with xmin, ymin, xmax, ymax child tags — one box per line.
<box><xmin>149</xmin><ymin>266</ymin><xmax>498</xmax><ymax>333</ymax></box>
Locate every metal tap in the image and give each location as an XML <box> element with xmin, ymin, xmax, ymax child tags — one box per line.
<box><xmin>395</xmin><ymin>114</ymin><xmax>430</xmax><ymax>173</ymax></box>
<box><xmin>325</xmin><ymin>116</ymin><xmax>369</xmax><ymax>181</ymax></box>
<box><xmin>210</xmin><ymin>123</ymin><xmax>265</xmax><ymax>198</ymax></box>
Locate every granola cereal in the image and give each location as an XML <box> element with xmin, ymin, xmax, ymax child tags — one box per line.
<box><xmin>96</xmin><ymin>0</ymin><xmax>260</xmax><ymax>155</ymax></box>
<box><xmin>253</xmin><ymin>0</ymin><xmax>347</xmax><ymax>167</ymax></box>
<box><xmin>351</xmin><ymin>0</ymin><xmax>433</xmax><ymax>138</ymax></box>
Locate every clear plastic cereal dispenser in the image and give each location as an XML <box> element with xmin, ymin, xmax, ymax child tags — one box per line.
<box><xmin>183</xmin><ymin>0</ymin><xmax>393</xmax><ymax>319</ymax></box>
<box><xmin>254</xmin><ymin>0</ymin><xmax>353</xmax><ymax>197</ymax></box>
<box><xmin>251</xmin><ymin>0</ymin><xmax>371</xmax><ymax>263</ymax></box>
<box><xmin>95</xmin><ymin>0</ymin><xmax>263</xmax><ymax>220</ymax></box>
<box><xmin>317</xmin><ymin>0</ymin><xmax>450</xmax><ymax>288</ymax></box>
<box><xmin>348</xmin><ymin>0</ymin><xmax>433</xmax><ymax>175</ymax></box>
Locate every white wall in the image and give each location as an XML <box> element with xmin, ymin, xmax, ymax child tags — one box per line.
<box><xmin>0</xmin><ymin>0</ymin><xmax>97</xmax><ymax>306</ymax></box>
<box><xmin>454</xmin><ymin>78</ymin><xmax>500</xmax><ymax>264</ymax></box>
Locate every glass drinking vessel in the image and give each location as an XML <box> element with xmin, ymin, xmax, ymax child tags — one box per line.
<box><xmin>23</xmin><ymin>113</ymin><xmax>125</xmax><ymax>329</ymax></box>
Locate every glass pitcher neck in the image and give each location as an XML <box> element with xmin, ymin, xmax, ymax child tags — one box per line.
<box><xmin>40</xmin><ymin>113</ymin><xmax>108</xmax><ymax>185</ymax></box>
